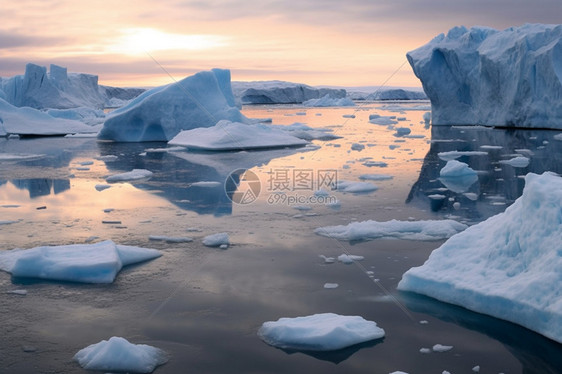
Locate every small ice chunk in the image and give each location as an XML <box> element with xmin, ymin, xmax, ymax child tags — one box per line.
<box><xmin>359</xmin><ymin>174</ymin><xmax>393</xmax><ymax>181</ymax></box>
<box><xmin>148</xmin><ymin>235</ymin><xmax>193</xmax><ymax>243</ymax></box>
<box><xmin>337</xmin><ymin>180</ymin><xmax>378</xmax><ymax>193</ymax></box>
<box><xmin>323</xmin><ymin>283</ymin><xmax>339</xmax><ymax>289</ymax></box>
<box><xmin>394</xmin><ymin>127</ymin><xmax>411</xmax><ymax>137</ymax></box>
<box><xmin>95</xmin><ymin>155</ymin><xmax>119</xmax><ymax>162</ymax></box>
<box><xmin>351</xmin><ymin>143</ymin><xmax>365</xmax><ymax>151</ymax></box>
<box><xmin>472</xmin><ymin>366</ymin><xmax>480</xmax><ymax>373</ymax></box>
<box><xmin>499</xmin><ymin>156</ymin><xmax>530</xmax><ymax>168</ymax></box>
<box><xmin>419</xmin><ymin>347</ymin><xmax>431</xmax><ymax>354</ymax></box>
<box><xmin>438</xmin><ymin>150</ymin><xmax>488</xmax><ymax>161</ymax></box>
<box><xmin>319</xmin><ymin>255</ymin><xmax>336</xmax><ymax>264</ymax></box>
<box><xmin>95</xmin><ymin>184</ymin><xmax>111</xmax><ymax>191</ymax></box>
<box><xmin>338</xmin><ymin>254</ymin><xmax>365</xmax><ymax>264</ymax></box>
<box><xmin>73</xmin><ymin>336</ymin><xmax>168</xmax><ymax>373</ymax></box>
<box><xmin>362</xmin><ymin>161</ymin><xmax>388</xmax><ymax>167</ymax></box>
<box><xmin>190</xmin><ymin>181</ymin><xmax>222</xmax><ymax>188</ymax></box>
<box><xmin>202</xmin><ymin>232</ymin><xmax>230</xmax><ymax>247</ymax></box>
<box><xmin>106</xmin><ymin>169</ymin><xmax>153</xmax><ymax>183</ymax></box>
<box><xmin>7</xmin><ymin>289</ymin><xmax>27</xmax><ymax>295</ymax></box>
<box><xmin>439</xmin><ymin>160</ymin><xmax>478</xmax><ymax>193</ymax></box>
<box><xmin>432</xmin><ymin>344</ymin><xmax>453</xmax><ymax>352</ymax></box>
<box><xmin>258</xmin><ymin>313</ymin><xmax>385</xmax><ymax>351</ymax></box>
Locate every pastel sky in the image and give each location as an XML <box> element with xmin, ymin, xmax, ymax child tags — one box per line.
<box><xmin>1</xmin><ymin>0</ymin><xmax>560</xmax><ymax>88</ymax></box>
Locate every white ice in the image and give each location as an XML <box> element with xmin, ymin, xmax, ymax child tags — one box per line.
<box><xmin>315</xmin><ymin>219</ymin><xmax>467</xmax><ymax>241</ymax></box>
<box><xmin>499</xmin><ymin>156</ymin><xmax>530</xmax><ymax>168</ymax></box>
<box><xmin>258</xmin><ymin>313</ymin><xmax>385</xmax><ymax>351</ymax></box>
<box><xmin>302</xmin><ymin>94</ymin><xmax>355</xmax><ymax>107</ymax></box>
<box><xmin>439</xmin><ymin>160</ymin><xmax>478</xmax><ymax>193</ymax></box>
<box><xmin>0</xmin><ymin>240</ymin><xmax>161</xmax><ymax>283</ymax></box>
<box><xmin>337</xmin><ymin>180</ymin><xmax>378</xmax><ymax>193</ymax></box>
<box><xmin>231</xmin><ymin>80</ymin><xmax>346</xmax><ymax>105</ymax></box>
<box><xmin>359</xmin><ymin>174</ymin><xmax>393</xmax><ymax>181</ymax></box>
<box><xmin>398</xmin><ymin>172</ymin><xmax>562</xmax><ymax>343</ymax></box>
<box><xmin>271</xmin><ymin>122</ymin><xmax>341</xmax><ymax>141</ymax></box>
<box><xmin>149</xmin><ymin>235</ymin><xmax>193</xmax><ymax>243</ymax></box>
<box><xmin>203</xmin><ymin>232</ymin><xmax>230</xmax><ymax>247</ymax></box>
<box><xmin>99</xmin><ymin>69</ymin><xmax>248</xmax><ymax>142</ymax></box>
<box><xmin>369</xmin><ymin>114</ymin><xmax>398</xmax><ymax>126</ymax></box>
<box><xmin>73</xmin><ymin>336</ymin><xmax>168</xmax><ymax>373</ymax></box>
<box><xmin>106</xmin><ymin>169</ymin><xmax>153</xmax><ymax>183</ymax></box>
<box><xmin>408</xmin><ymin>24</ymin><xmax>562</xmax><ymax>129</ymax></box>
<box><xmin>190</xmin><ymin>181</ymin><xmax>222</xmax><ymax>188</ymax></box>
<box><xmin>168</xmin><ymin>120</ymin><xmax>308</xmax><ymax>151</ymax></box>
<box><xmin>437</xmin><ymin>150</ymin><xmax>488</xmax><ymax>161</ymax></box>
<box><xmin>338</xmin><ymin>254</ymin><xmax>365</xmax><ymax>264</ymax></box>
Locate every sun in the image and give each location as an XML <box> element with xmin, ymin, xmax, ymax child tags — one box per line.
<box><xmin>108</xmin><ymin>27</ymin><xmax>227</xmax><ymax>55</ymax></box>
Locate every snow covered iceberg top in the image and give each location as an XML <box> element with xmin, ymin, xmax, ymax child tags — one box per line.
<box><xmin>408</xmin><ymin>24</ymin><xmax>562</xmax><ymax>129</ymax></box>
<box><xmin>398</xmin><ymin>172</ymin><xmax>562</xmax><ymax>343</ymax></box>
<box><xmin>98</xmin><ymin>69</ymin><xmax>249</xmax><ymax>142</ymax></box>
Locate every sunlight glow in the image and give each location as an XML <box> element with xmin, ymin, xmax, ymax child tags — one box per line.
<box><xmin>108</xmin><ymin>28</ymin><xmax>228</xmax><ymax>55</ymax></box>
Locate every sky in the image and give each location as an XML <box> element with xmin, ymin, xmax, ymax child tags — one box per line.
<box><xmin>1</xmin><ymin>0</ymin><xmax>561</xmax><ymax>88</ymax></box>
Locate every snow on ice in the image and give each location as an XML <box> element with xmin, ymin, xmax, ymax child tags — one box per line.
<box><xmin>0</xmin><ymin>240</ymin><xmax>161</xmax><ymax>283</ymax></box>
<box><xmin>337</xmin><ymin>180</ymin><xmax>379</xmax><ymax>193</ymax></box>
<box><xmin>168</xmin><ymin>120</ymin><xmax>308</xmax><ymax>151</ymax></box>
<box><xmin>408</xmin><ymin>24</ymin><xmax>562</xmax><ymax>129</ymax></box>
<box><xmin>74</xmin><ymin>336</ymin><xmax>168</xmax><ymax>373</ymax></box>
<box><xmin>202</xmin><ymin>232</ymin><xmax>230</xmax><ymax>247</ymax></box>
<box><xmin>398</xmin><ymin>172</ymin><xmax>562</xmax><ymax>343</ymax></box>
<box><xmin>315</xmin><ymin>219</ymin><xmax>467</xmax><ymax>242</ymax></box>
<box><xmin>258</xmin><ymin>313</ymin><xmax>385</xmax><ymax>351</ymax></box>
<box><xmin>499</xmin><ymin>156</ymin><xmax>530</xmax><ymax>168</ymax></box>
<box><xmin>99</xmin><ymin>69</ymin><xmax>248</xmax><ymax>142</ymax></box>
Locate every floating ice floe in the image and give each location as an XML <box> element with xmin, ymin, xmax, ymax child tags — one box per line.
<box><xmin>0</xmin><ymin>98</ymin><xmax>94</xmax><ymax>136</ymax></box>
<box><xmin>190</xmin><ymin>181</ymin><xmax>222</xmax><ymax>188</ymax></box>
<box><xmin>94</xmin><ymin>184</ymin><xmax>111</xmax><ymax>191</ymax></box>
<box><xmin>337</xmin><ymin>180</ymin><xmax>378</xmax><ymax>193</ymax></box>
<box><xmin>0</xmin><ymin>153</ymin><xmax>46</xmax><ymax>162</ymax></box>
<box><xmin>338</xmin><ymin>254</ymin><xmax>365</xmax><ymax>264</ymax></box>
<box><xmin>203</xmin><ymin>232</ymin><xmax>230</xmax><ymax>248</ymax></box>
<box><xmin>74</xmin><ymin>336</ymin><xmax>168</xmax><ymax>373</ymax></box>
<box><xmin>408</xmin><ymin>24</ymin><xmax>562</xmax><ymax>129</ymax></box>
<box><xmin>351</xmin><ymin>143</ymin><xmax>365</xmax><ymax>151</ymax></box>
<box><xmin>398</xmin><ymin>172</ymin><xmax>562</xmax><ymax>343</ymax></box>
<box><xmin>0</xmin><ymin>240</ymin><xmax>161</xmax><ymax>283</ymax></box>
<box><xmin>271</xmin><ymin>122</ymin><xmax>341</xmax><ymax>141</ymax></box>
<box><xmin>168</xmin><ymin>120</ymin><xmax>308</xmax><ymax>151</ymax></box>
<box><xmin>302</xmin><ymin>94</ymin><xmax>355</xmax><ymax>107</ymax></box>
<box><xmin>106</xmin><ymin>169</ymin><xmax>153</xmax><ymax>183</ymax></box>
<box><xmin>359</xmin><ymin>174</ymin><xmax>393</xmax><ymax>181</ymax></box>
<box><xmin>149</xmin><ymin>235</ymin><xmax>193</xmax><ymax>243</ymax></box>
<box><xmin>98</xmin><ymin>69</ymin><xmax>248</xmax><ymax>141</ymax></box>
<box><xmin>499</xmin><ymin>156</ymin><xmax>530</xmax><ymax>168</ymax></box>
<box><xmin>369</xmin><ymin>114</ymin><xmax>398</xmax><ymax>126</ymax></box>
<box><xmin>258</xmin><ymin>313</ymin><xmax>385</xmax><ymax>351</ymax></box>
<box><xmin>315</xmin><ymin>219</ymin><xmax>467</xmax><ymax>241</ymax></box>
<box><xmin>437</xmin><ymin>150</ymin><xmax>488</xmax><ymax>161</ymax></box>
<box><xmin>439</xmin><ymin>160</ymin><xmax>478</xmax><ymax>193</ymax></box>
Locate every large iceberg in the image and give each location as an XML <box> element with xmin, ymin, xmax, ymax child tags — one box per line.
<box><xmin>168</xmin><ymin>120</ymin><xmax>308</xmax><ymax>151</ymax></box>
<box><xmin>74</xmin><ymin>336</ymin><xmax>168</xmax><ymax>373</ymax></box>
<box><xmin>0</xmin><ymin>98</ymin><xmax>94</xmax><ymax>136</ymax></box>
<box><xmin>258</xmin><ymin>313</ymin><xmax>385</xmax><ymax>351</ymax></box>
<box><xmin>366</xmin><ymin>88</ymin><xmax>427</xmax><ymax>101</ymax></box>
<box><xmin>98</xmin><ymin>69</ymin><xmax>248</xmax><ymax>142</ymax></box>
<box><xmin>408</xmin><ymin>24</ymin><xmax>562</xmax><ymax>129</ymax></box>
<box><xmin>232</xmin><ymin>80</ymin><xmax>346</xmax><ymax>104</ymax></box>
<box><xmin>398</xmin><ymin>172</ymin><xmax>562</xmax><ymax>343</ymax></box>
<box><xmin>0</xmin><ymin>63</ymin><xmax>106</xmax><ymax>109</ymax></box>
<box><xmin>0</xmin><ymin>240</ymin><xmax>161</xmax><ymax>283</ymax></box>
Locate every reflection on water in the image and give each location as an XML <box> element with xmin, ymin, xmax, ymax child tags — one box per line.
<box><xmin>407</xmin><ymin>125</ymin><xmax>562</xmax><ymax>223</ymax></box>
<box><xmin>11</xmin><ymin>179</ymin><xmax>70</xmax><ymax>198</ymax></box>
<box><xmin>400</xmin><ymin>292</ymin><xmax>562</xmax><ymax>374</ymax></box>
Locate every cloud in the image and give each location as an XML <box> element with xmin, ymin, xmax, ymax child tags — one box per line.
<box><xmin>0</xmin><ymin>31</ymin><xmax>68</xmax><ymax>49</ymax></box>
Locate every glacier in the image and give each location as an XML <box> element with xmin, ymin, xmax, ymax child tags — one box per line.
<box><xmin>258</xmin><ymin>313</ymin><xmax>385</xmax><ymax>351</ymax></box>
<box><xmin>398</xmin><ymin>172</ymin><xmax>562</xmax><ymax>343</ymax></box>
<box><xmin>98</xmin><ymin>69</ymin><xmax>248</xmax><ymax>142</ymax></box>
<box><xmin>0</xmin><ymin>240</ymin><xmax>161</xmax><ymax>283</ymax></box>
<box><xmin>74</xmin><ymin>336</ymin><xmax>168</xmax><ymax>373</ymax></box>
<box><xmin>408</xmin><ymin>24</ymin><xmax>562</xmax><ymax>129</ymax></box>
<box><xmin>232</xmin><ymin>80</ymin><xmax>346</xmax><ymax>105</ymax></box>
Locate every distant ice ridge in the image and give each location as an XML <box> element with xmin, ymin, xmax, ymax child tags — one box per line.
<box><xmin>302</xmin><ymin>94</ymin><xmax>355</xmax><ymax>107</ymax></box>
<box><xmin>0</xmin><ymin>98</ymin><xmax>94</xmax><ymax>136</ymax></box>
<box><xmin>258</xmin><ymin>313</ymin><xmax>385</xmax><ymax>351</ymax></box>
<box><xmin>99</xmin><ymin>69</ymin><xmax>248</xmax><ymax>142</ymax></box>
<box><xmin>0</xmin><ymin>240</ymin><xmax>161</xmax><ymax>283</ymax></box>
<box><xmin>232</xmin><ymin>80</ymin><xmax>346</xmax><ymax>104</ymax></box>
<box><xmin>398</xmin><ymin>172</ymin><xmax>562</xmax><ymax>343</ymax></box>
<box><xmin>74</xmin><ymin>336</ymin><xmax>168</xmax><ymax>373</ymax></box>
<box><xmin>408</xmin><ymin>24</ymin><xmax>562</xmax><ymax>129</ymax></box>
<box><xmin>168</xmin><ymin>120</ymin><xmax>308</xmax><ymax>151</ymax></box>
<box><xmin>315</xmin><ymin>219</ymin><xmax>467</xmax><ymax>241</ymax></box>
<box><xmin>366</xmin><ymin>88</ymin><xmax>427</xmax><ymax>101</ymax></box>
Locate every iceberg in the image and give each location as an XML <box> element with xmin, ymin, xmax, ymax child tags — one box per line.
<box><xmin>74</xmin><ymin>336</ymin><xmax>168</xmax><ymax>373</ymax></box>
<box><xmin>202</xmin><ymin>232</ymin><xmax>230</xmax><ymax>247</ymax></box>
<box><xmin>1</xmin><ymin>63</ymin><xmax>105</xmax><ymax>109</ymax></box>
<box><xmin>0</xmin><ymin>240</ymin><xmax>161</xmax><ymax>283</ymax></box>
<box><xmin>302</xmin><ymin>94</ymin><xmax>355</xmax><ymax>107</ymax></box>
<box><xmin>232</xmin><ymin>80</ymin><xmax>346</xmax><ymax>104</ymax></box>
<box><xmin>315</xmin><ymin>219</ymin><xmax>467</xmax><ymax>241</ymax></box>
<box><xmin>407</xmin><ymin>24</ymin><xmax>562</xmax><ymax>129</ymax></box>
<box><xmin>367</xmin><ymin>88</ymin><xmax>427</xmax><ymax>101</ymax></box>
<box><xmin>398</xmin><ymin>172</ymin><xmax>562</xmax><ymax>343</ymax></box>
<box><xmin>98</xmin><ymin>69</ymin><xmax>248</xmax><ymax>142</ymax></box>
<box><xmin>258</xmin><ymin>313</ymin><xmax>385</xmax><ymax>351</ymax></box>
<box><xmin>168</xmin><ymin>120</ymin><xmax>308</xmax><ymax>151</ymax></box>
<box><xmin>0</xmin><ymin>98</ymin><xmax>94</xmax><ymax>136</ymax></box>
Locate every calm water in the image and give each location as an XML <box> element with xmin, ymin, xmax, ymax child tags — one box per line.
<box><xmin>1</xmin><ymin>102</ymin><xmax>561</xmax><ymax>373</ymax></box>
